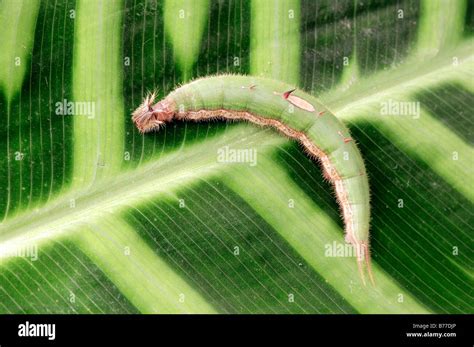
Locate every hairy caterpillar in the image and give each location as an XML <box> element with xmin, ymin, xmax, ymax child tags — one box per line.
<box><xmin>132</xmin><ymin>75</ymin><xmax>374</xmax><ymax>286</ymax></box>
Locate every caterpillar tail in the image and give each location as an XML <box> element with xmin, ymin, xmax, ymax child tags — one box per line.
<box><xmin>348</xmin><ymin>235</ymin><xmax>375</xmax><ymax>287</ymax></box>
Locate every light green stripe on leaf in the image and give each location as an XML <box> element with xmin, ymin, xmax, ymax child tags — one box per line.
<box><xmin>416</xmin><ymin>0</ymin><xmax>467</xmax><ymax>57</ymax></box>
<box><xmin>76</xmin><ymin>217</ymin><xmax>216</xmax><ymax>313</ymax></box>
<box><xmin>351</xmin><ymin>109</ymin><xmax>473</xmax><ymax>202</ymax></box>
<box><xmin>337</xmin><ymin>51</ymin><xmax>360</xmax><ymax>92</ymax></box>
<box><xmin>164</xmin><ymin>0</ymin><xmax>210</xmax><ymax>81</ymax></box>
<box><xmin>72</xmin><ymin>0</ymin><xmax>124</xmax><ymax>185</ymax></box>
<box><xmin>0</xmin><ymin>0</ymin><xmax>40</xmax><ymax>100</ymax></box>
<box><xmin>250</xmin><ymin>0</ymin><xmax>300</xmax><ymax>85</ymax></box>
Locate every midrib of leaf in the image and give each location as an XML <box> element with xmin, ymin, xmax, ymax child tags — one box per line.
<box><xmin>0</xmin><ymin>130</ymin><xmax>284</xmax><ymax>309</ymax></box>
<box><xmin>324</xmin><ymin>39</ymin><xmax>474</xmax><ymax>112</ymax></box>
<box><xmin>324</xmin><ymin>40</ymin><xmax>474</xmax><ymax>201</ymax></box>
<box><xmin>0</xmin><ymin>126</ymin><xmax>285</xmax><ymax>273</ymax></box>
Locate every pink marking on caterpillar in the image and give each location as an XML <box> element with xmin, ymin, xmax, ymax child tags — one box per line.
<box><xmin>280</xmin><ymin>88</ymin><xmax>316</xmax><ymax>112</ymax></box>
<box><xmin>338</xmin><ymin>130</ymin><xmax>353</xmax><ymax>143</ymax></box>
<box><xmin>282</xmin><ymin>88</ymin><xmax>296</xmax><ymax>99</ymax></box>
<box><xmin>241</xmin><ymin>84</ymin><xmax>257</xmax><ymax>90</ymax></box>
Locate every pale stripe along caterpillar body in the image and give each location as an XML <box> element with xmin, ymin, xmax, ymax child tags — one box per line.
<box><xmin>132</xmin><ymin>75</ymin><xmax>374</xmax><ymax>285</ymax></box>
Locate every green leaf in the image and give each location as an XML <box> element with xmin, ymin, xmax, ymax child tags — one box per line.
<box><xmin>0</xmin><ymin>0</ymin><xmax>472</xmax><ymax>314</ymax></box>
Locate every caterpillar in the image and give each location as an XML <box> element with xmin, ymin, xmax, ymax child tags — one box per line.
<box><xmin>132</xmin><ymin>75</ymin><xmax>374</xmax><ymax>286</ymax></box>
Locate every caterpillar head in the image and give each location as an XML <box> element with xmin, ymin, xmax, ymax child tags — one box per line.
<box><xmin>132</xmin><ymin>92</ymin><xmax>175</xmax><ymax>133</ymax></box>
